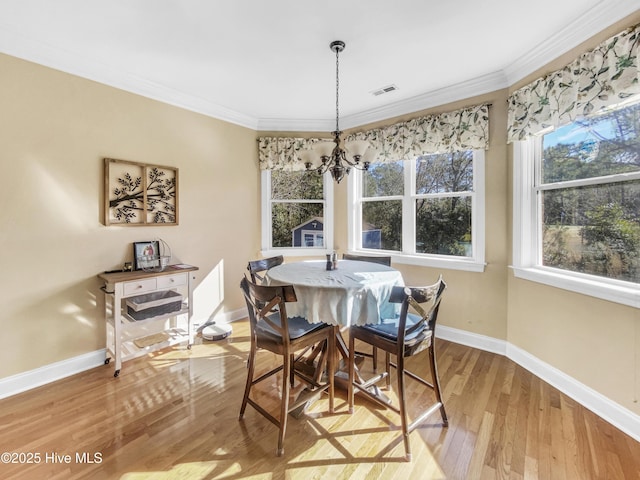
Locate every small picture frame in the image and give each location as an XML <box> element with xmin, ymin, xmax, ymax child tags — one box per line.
<box><xmin>133</xmin><ymin>241</ymin><xmax>160</xmax><ymax>270</ymax></box>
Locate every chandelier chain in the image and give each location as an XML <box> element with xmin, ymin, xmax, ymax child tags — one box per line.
<box><xmin>335</xmin><ymin>44</ymin><xmax>340</xmax><ymax>133</ymax></box>
<box><xmin>303</xmin><ymin>40</ymin><xmax>371</xmax><ymax>183</ymax></box>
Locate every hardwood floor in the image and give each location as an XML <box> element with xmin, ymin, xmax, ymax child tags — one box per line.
<box><xmin>1</xmin><ymin>319</ymin><xmax>639</xmax><ymax>479</ymax></box>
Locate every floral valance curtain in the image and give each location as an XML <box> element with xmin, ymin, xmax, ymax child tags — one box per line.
<box><xmin>507</xmin><ymin>23</ymin><xmax>640</xmax><ymax>142</ymax></box>
<box><xmin>258</xmin><ymin>104</ymin><xmax>489</xmax><ymax>171</ymax></box>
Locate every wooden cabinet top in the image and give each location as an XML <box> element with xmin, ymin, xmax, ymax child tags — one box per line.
<box><xmin>98</xmin><ymin>265</ymin><xmax>198</xmax><ymax>283</ymax></box>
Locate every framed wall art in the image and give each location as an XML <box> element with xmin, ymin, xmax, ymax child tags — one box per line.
<box><xmin>104</xmin><ymin>158</ymin><xmax>179</xmax><ymax>226</ymax></box>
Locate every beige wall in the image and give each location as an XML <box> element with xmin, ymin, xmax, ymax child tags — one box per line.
<box><xmin>2</xmin><ymin>11</ymin><xmax>639</xmax><ymax>420</ymax></box>
<box><xmin>505</xmin><ymin>11</ymin><xmax>640</xmax><ymax>415</ymax></box>
<box><xmin>0</xmin><ymin>53</ymin><xmax>259</xmax><ymax>378</ymax></box>
<box><xmin>507</xmin><ymin>279</ymin><xmax>640</xmax><ymax>412</ymax></box>
<box><xmin>332</xmin><ymin>89</ymin><xmax>511</xmax><ymax>341</ymax></box>
<box><xmin>343</xmin><ymin>10</ymin><xmax>640</xmax><ymax>418</ymax></box>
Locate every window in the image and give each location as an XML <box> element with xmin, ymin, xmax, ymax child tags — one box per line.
<box><xmin>303</xmin><ymin>231</ymin><xmax>324</xmax><ymax>247</ymax></box>
<box><xmin>261</xmin><ymin>170</ymin><xmax>333</xmax><ymax>255</ymax></box>
<box><xmin>348</xmin><ymin>150</ymin><xmax>485</xmax><ymax>271</ymax></box>
<box><xmin>513</xmin><ymin>97</ymin><xmax>640</xmax><ymax>307</ymax></box>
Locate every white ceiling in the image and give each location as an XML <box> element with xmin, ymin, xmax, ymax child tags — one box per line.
<box><xmin>0</xmin><ymin>1</ymin><xmax>637</xmax><ymax>131</ymax></box>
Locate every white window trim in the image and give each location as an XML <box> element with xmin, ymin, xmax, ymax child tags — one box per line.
<box><xmin>512</xmin><ymin>140</ymin><xmax>640</xmax><ymax>308</ymax></box>
<box><xmin>347</xmin><ymin>151</ymin><xmax>486</xmax><ymax>273</ymax></box>
<box><xmin>261</xmin><ymin>170</ymin><xmax>334</xmax><ymax>257</ymax></box>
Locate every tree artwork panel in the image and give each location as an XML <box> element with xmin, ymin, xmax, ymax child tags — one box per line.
<box><xmin>104</xmin><ymin>158</ymin><xmax>179</xmax><ymax>226</ymax></box>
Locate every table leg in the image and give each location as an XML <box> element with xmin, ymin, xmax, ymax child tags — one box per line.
<box><xmin>334</xmin><ymin>327</ymin><xmax>365</xmax><ymax>386</ymax></box>
<box><xmin>291</xmin><ymin>327</ymin><xmax>392</xmax><ymax>407</ymax></box>
<box><xmin>337</xmin><ymin>327</ymin><xmax>393</xmax><ymax>407</ymax></box>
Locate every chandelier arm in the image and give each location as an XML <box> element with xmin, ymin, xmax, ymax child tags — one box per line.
<box><xmin>303</xmin><ymin>40</ymin><xmax>371</xmax><ymax>183</ymax></box>
<box><xmin>342</xmin><ymin>158</ymin><xmax>370</xmax><ymax>170</ymax></box>
<box><xmin>315</xmin><ymin>161</ymin><xmax>330</xmax><ymax>175</ymax></box>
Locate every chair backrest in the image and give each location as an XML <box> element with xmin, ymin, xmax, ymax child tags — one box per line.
<box><xmin>240</xmin><ymin>276</ymin><xmax>297</xmax><ymax>342</ymax></box>
<box><xmin>388</xmin><ymin>275</ymin><xmax>446</xmax><ymax>346</ymax></box>
<box><xmin>247</xmin><ymin>255</ymin><xmax>284</xmax><ymax>283</ymax></box>
<box><xmin>342</xmin><ymin>253</ymin><xmax>391</xmax><ymax>266</ymax></box>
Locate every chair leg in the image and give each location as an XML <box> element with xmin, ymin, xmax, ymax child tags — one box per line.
<box><xmin>396</xmin><ymin>355</ymin><xmax>412</xmax><ymax>461</ymax></box>
<box><xmin>385</xmin><ymin>352</ymin><xmax>391</xmax><ymax>389</ymax></box>
<box><xmin>372</xmin><ymin>346</ymin><xmax>378</xmax><ymax>373</ymax></box>
<box><xmin>429</xmin><ymin>345</ymin><xmax>448</xmax><ymax>426</ymax></box>
<box><xmin>312</xmin><ymin>340</ymin><xmax>328</xmax><ymax>385</ymax></box>
<box><xmin>239</xmin><ymin>341</ymin><xmax>256</xmax><ymax>419</ymax></box>
<box><xmin>277</xmin><ymin>350</ymin><xmax>292</xmax><ymax>456</ymax></box>
<box><xmin>328</xmin><ymin>328</ymin><xmax>336</xmax><ymax>413</ymax></box>
<box><xmin>348</xmin><ymin>333</ymin><xmax>355</xmax><ymax>414</ymax></box>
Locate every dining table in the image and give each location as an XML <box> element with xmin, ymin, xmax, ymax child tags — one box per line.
<box><xmin>264</xmin><ymin>259</ymin><xmax>404</xmax><ymax>328</ymax></box>
<box><xmin>264</xmin><ymin>259</ymin><xmax>405</xmax><ymax>405</ymax></box>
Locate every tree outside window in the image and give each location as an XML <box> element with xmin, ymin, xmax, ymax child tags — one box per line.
<box><xmin>540</xmin><ymin>100</ymin><xmax>640</xmax><ymax>283</ymax></box>
<box><xmin>415</xmin><ymin>152</ymin><xmax>473</xmax><ymax>256</ymax></box>
<box><xmin>357</xmin><ymin>151</ymin><xmax>479</xmax><ymax>259</ymax></box>
<box><xmin>268</xmin><ymin>170</ymin><xmax>326</xmax><ymax>249</ymax></box>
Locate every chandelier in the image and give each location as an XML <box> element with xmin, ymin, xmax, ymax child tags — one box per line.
<box><xmin>303</xmin><ymin>40</ymin><xmax>372</xmax><ymax>183</ymax></box>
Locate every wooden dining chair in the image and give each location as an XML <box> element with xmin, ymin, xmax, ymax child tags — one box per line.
<box><xmin>247</xmin><ymin>255</ymin><xmax>284</xmax><ymax>283</ymax></box>
<box><xmin>247</xmin><ymin>255</ymin><xmax>304</xmax><ymax>385</ymax></box>
<box><xmin>239</xmin><ymin>277</ymin><xmax>335</xmax><ymax>456</ymax></box>
<box><xmin>342</xmin><ymin>253</ymin><xmax>392</xmax><ymax>372</ymax></box>
<box><xmin>347</xmin><ymin>275</ymin><xmax>448</xmax><ymax>461</ymax></box>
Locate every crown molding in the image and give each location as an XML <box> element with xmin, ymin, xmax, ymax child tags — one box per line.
<box><xmin>257</xmin><ymin>71</ymin><xmax>508</xmax><ymax>132</ymax></box>
<box><xmin>0</xmin><ymin>22</ymin><xmax>259</xmax><ymax>130</ymax></box>
<box><xmin>340</xmin><ymin>71</ymin><xmax>508</xmax><ymax>130</ymax></box>
<box><xmin>256</xmin><ymin>117</ymin><xmax>334</xmax><ymax>133</ymax></box>
<box><xmin>257</xmin><ymin>2</ymin><xmax>639</xmax><ymax>131</ymax></box>
<box><xmin>503</xmin><ymin>0</ymin><xmax>640</xmax><ymax>86</ymax></box>
<box><xmin>1</xmin><ymin>3</ymin><xmax>637</xmax><ymax>133</ymax></box>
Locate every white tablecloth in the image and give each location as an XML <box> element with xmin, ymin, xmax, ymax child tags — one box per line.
<box><xmin>264</xmin><ymin>260</ymin><xmax>404</xmax><ymax>326</ymax></box>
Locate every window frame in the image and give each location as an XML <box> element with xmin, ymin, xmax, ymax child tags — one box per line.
<box><xmin>512</xmin><ymin>139</ymin><xmax>640</xmax><ymax>308</ymax></box>
<box><xmin>301</xmin><ymin>230</ymin><xmax>324</xmax><ymax>247</ymax></box>
<box><xmin>347</xmin><ymin>150</ymin><xmax>486</xmax><ymax>272</ymax></box>
<box><xmin>261</xmin><ymin>169</ymin><xmax>334</xmax><ymax>256</ymax></box>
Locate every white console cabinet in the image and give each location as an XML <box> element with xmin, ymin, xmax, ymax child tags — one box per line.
<box><xmin>98</xmin><ymin>265</ymin><xmax>198</xmax><ymax>377</ymax></box>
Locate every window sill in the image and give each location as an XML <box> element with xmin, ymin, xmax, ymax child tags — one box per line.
<box><xmin>512</xmin><ymin>266</ymin><xmax>639</xmax><ymax>308</ymax></box>
<box><xmin>378</xmin><ymin>253</ymin><xmax>486</xmax><ymax>272</ymax></box>
<box><xmin>261</xmin><ymin>248</ymin><xmax>333</xmax><ymax>258</ymax></box>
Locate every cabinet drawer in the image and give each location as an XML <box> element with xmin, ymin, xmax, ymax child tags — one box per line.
<box><xmin>157</xmin><ymin>273</ymin><xmax>187</xmax><ymax>289</ymax></box>
<box><xmin>123</xmin><ymin>278</ymin><xmax>157</xmax><ymax>295</ymax></box>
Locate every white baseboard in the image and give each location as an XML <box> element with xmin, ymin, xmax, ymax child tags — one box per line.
<box><xmin>3</xmin><ymin>313</ymin><xmax>639</xmax><ymax>443</ymax></box>
<box><xmin>1</xmin><ymin>308</ymin><xmax>250</xmax><ymax>401</ymax></box>
<box><xmin>193</xmin><ymin>306</ymin><xmax>251</xmax><ymax>328</ymax></box>
<box><xmin>506</xmin><ymin>343</ymin><xmax>640</xmax><ymax>443</ymax></box>
<box><xmin>436</xmin><ymin>325</ymin><xmax>507</xmax><ymax>356</ymax></box>
<box><xmin>0</xmin><ymin>349</ymin><xmax>106</xmax><ymax>400</ymax></box>
<box><xmin>436</xmin><ymin>325</ymin><xmax>640</xmax><ymax>443</ymax></box>
<box><xmin>224</xmin><ymin>306</ymin><xmax>251</xmax><ymax>323</ymax></box>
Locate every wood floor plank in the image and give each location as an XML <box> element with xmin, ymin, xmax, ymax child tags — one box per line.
<box><xmin>509</xmin><ymin>366</ymin><xmax>531</xmax><ymax>477</ymax></box>
<box><xmin>1</xmin><ymin>319</ymin><xmax>640</xmax><ymax>479</ymax></box>
<box><xmin>466</xmin><ymin>411</ymin><xmax>495</xmax><ymax>479</ymax></box>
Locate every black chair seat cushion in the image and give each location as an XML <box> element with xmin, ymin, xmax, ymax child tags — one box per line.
<box><xmin>256</xmin><ymin>313</ymin><xmax>327</xmax><ymax>340</ymax></box>
<box><xmin>360</xmin><ymin>313</ymin><xmax>429</xmax><ymax>342</ymax></box>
